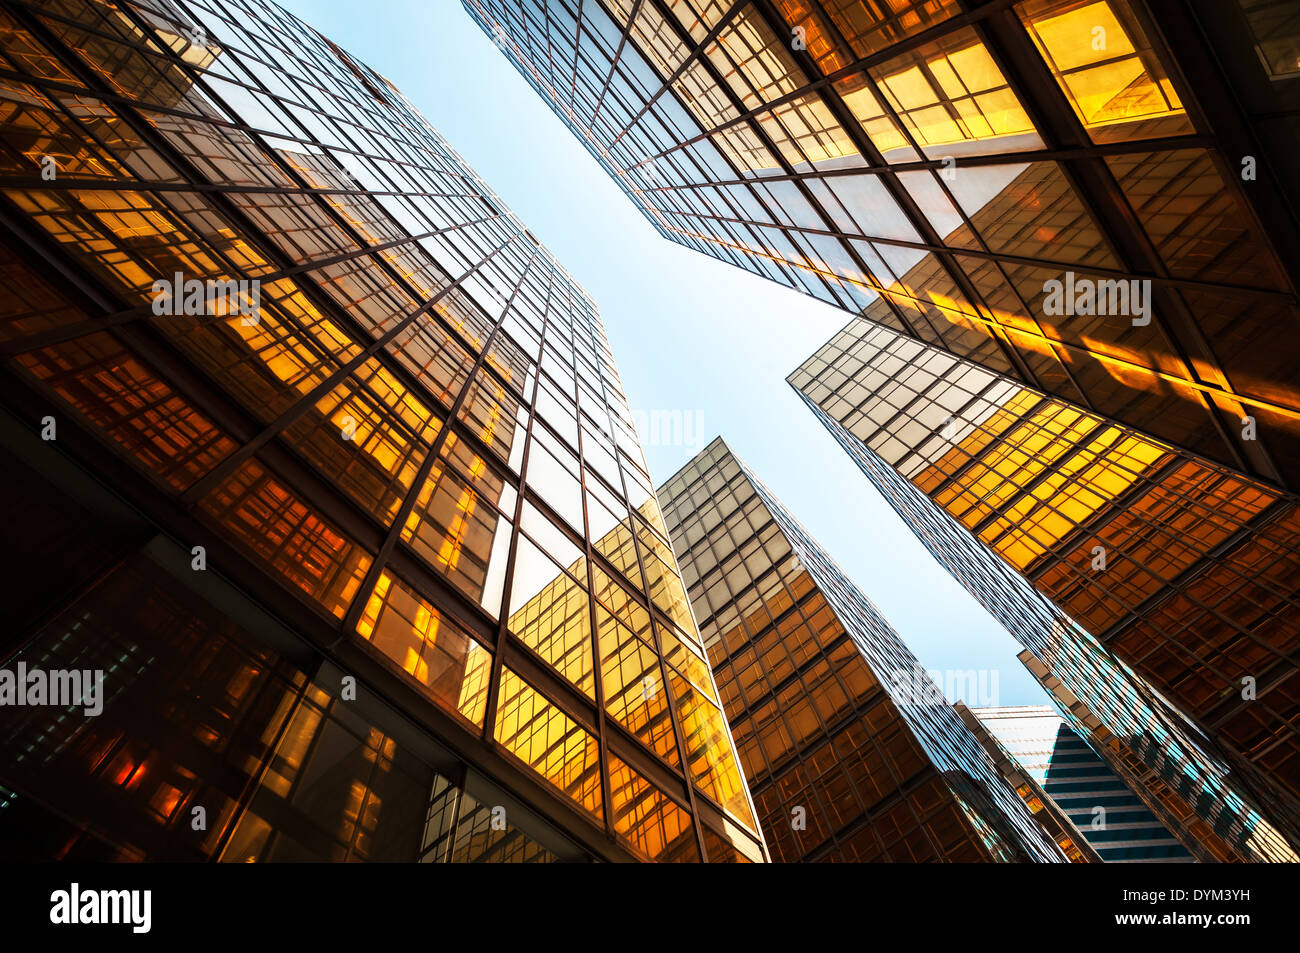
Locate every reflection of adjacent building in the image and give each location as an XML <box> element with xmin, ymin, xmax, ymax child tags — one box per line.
<box><xmin>0</xmin><ymin>0</ymin><xmax>762</xmax><ymax>861</ymax></box>
<box><xmin>791</xmin><ymin>322</ymin><xmax>1300</xmax><ymax>856</ymax></box>
<box><xmin>466</xmin><ymin>0</ymin><xmax>1300</xmax><ymax>491</ymax></box>
<box><xmin>794</xmin><ymin>408</ymin><xmax>1299</xmax><ymax>862</ymax></box>
<box><xmin>963</xmin><ymin>704</ymin><xmax>1190</xmax><ymax>862</ymax></box>
<box><xmin>658</xmin><ymin>438</ymin><xmax>1068</xmax><ymax>861</ymax></box>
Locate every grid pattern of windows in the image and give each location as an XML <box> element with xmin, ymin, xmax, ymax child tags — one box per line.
<box><xmin>658</xmin><ymin>437</ymin><xmax>1067</xmax><ymax>861</ymax></box>
<box><xmin>0</xmin><ymin>550</ymin><xmax>565</xmax><ymax>863</ymax></box>
<box><xmin>791</xmin><ymin>318</ymin><xmax>1300</xmax><ymax>846</ymax></box>
<box><xmin>0</xmin><ymin>0</ymin><xmax>761</xmax><ymax>862</ymax></box>
<box><xmin>795</xmin><ymin>396</ymin><xmax>1300</xmax><ymax>861</ymax></box>
<box><xmin>466</xmin><ymin>0</ymin><xmax>1300</xmax><ymax>492</ymax></box>
<box><xmin>968</xmin><ymin>704</ymin><xmax>1190</xmax><ymax>862</ymax></box>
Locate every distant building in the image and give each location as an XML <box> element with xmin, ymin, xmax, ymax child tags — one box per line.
<box><xmin>658</xmin><ymin>437</ymin><xmax>1067</xmax><ymax>861</ymax></box>
<box><xmin>954</xmin><ymin>702</ymin><xmax>1099</xmax><ymax>863</ymax></box>
<box><xmin>790</xmin><ymin>411</ymin><xmax>1297</xmax><ymax>861</ymax></box>
<box><xmin>969</xmin><ymin>705</ymin><xmax>1192</xmax><ymax>862</ymax></box>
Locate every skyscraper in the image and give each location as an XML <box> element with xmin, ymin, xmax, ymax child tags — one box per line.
<box><xmin>657</xmin><ymin>436</ymin><xmax>1068</xmax><ymax>861</ymax></box>
<box><xmin>466</xmin><ymin>1</ymin><xmax>1300</xmax><ymax>846</ymax></box>
<box><xmin>790</xmin><ymin>320</ymin><xmax>1300</xmax><ymax>858</ymax></box>
<box><xmin>794</xmin><ymin>402</ymin><xmax>1300</xmax><ymax>861</ymax></box>
<box><xmin>464</xmin><ymin>0</ymin><xmax>1300</xmax><ymax>490</ymax></box>
<box><xmin>0</xmin><ymin>0</ymin><xmax>763</xmax><ymax>863</ymax></box>
<box><xmin>953</xmin><ymin>701</ymin><xmax>1100</xmax><ymax>862</ymax></box>
<box><xmin>966</xmin><ymin>704</ymin><xmax>1192</xmax><ymax>861</ymax></box>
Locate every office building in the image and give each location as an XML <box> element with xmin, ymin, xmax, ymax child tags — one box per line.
<box><xmin>791</xmin><ymin>320</ymin><xmax>1300</xmax><ymax>857</ymax></box>
<box><xmin>468</xmin><ymin>2</ymin><xmax>1300</xmax><ymax>842</ymax></box>
<box><xmin>968</xmin><ymin>704</ymin><xmax>1191</xmax><ymax>861</ymax></box>
<box><xmin>793</xmin><ymin>402</ymin><xmax>1300</xmax><ymax>860</ymax></box>
<box><xmin>468</xmin><ymin>0</ymin><xmax>1300</xmax><ymax>853</ymax></box>
<box><xmin>0</xmin><ymin>0</ymin><xmax>763</xmax><ymax>862</ymax></box>
<box><xmin>465</xmin><ymin>0</ymin><xmax>1300</xmax><ymax>490</ymax></box>
<box><xmin>658</xmin><ymin>437</ymin><xmax>1068</xmax><ymax>861</ymax></box>
<box><xmin>953</xmin><ymin>702</ymin><xmax>1099</xmax><ymax>862</ymax></box>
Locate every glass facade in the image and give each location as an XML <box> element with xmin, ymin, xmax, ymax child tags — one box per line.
<box><xmin>791</xmin><ymin>320</ymin><xmax>1300</xmax><ymax>855</ymax></box>
<box><xmin>465</xmin><ymin>0</ymin><xmax>1300</xmax><ymax>492</ymax></box>
<box><xmin>967</xmin><ymin>704</ymin><xmax>1191</xmax><ymax>862</ymax></box>
<box><xmin>953</xmin><ymin>701</ymin><xmax>1099</xmax><ymax>863</ymax></box>
<box><xmin>0</xmin><ymin>0</ymin><xmax>763</xmax><ymax>862</ymax></box>
<box><xmin>793</xmin><ymin>400</ymin><xmax>1300</xmax><ymax>861</ymax></box>
<box><xmin>464</xmin><ymin>1</ymin><xmax>1300</xmax><ymax>855</ymax></box>
<box><xmin>657</xmin><ymin>437</ymin><xmax>1067</xmax><ymax>861</ymax></box>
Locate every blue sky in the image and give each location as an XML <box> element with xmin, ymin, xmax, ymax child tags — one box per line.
<box><xmin>278</xmin><ymin>0</ymin><xmax>1051</xmax><ymax>707</ymax></box>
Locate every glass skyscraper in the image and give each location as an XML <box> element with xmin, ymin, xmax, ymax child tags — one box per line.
<box><xmin>953</xmin><ymin>701</ymin><xmax>1099</xmax><ymax>863</ymax></box>
<box><xmin>658</xmin><ymin>436</ymin><xmax>1068</xmax><ymax>861</ymax></box>
<box><xmin>791</xmin><ymin>320</ymin><xmax>1300</xmax><ymax>842</ymax></box>
<box><xmin>795</xmin><ymin>403</ymin><xmax>1300</xmax><ymax>861</ymax></box>
<box><xmin>467</xmin><ymin>0</ymin><xmax>1300</xmax><ymax>857</ymax></box>
<box><xmin>0</xmin><ymin>0</ymin><xmax>763</xmax><ymax>862</ymax></box>
<box><xmin>967</xmin><ymin>704</ymin><xmax>1192</xmax><ymax>862</ymax></box>
<box><xmin>464</xmin><ymin>0</ymin><xmax>1300</xmax><ymax>490</ymax></box>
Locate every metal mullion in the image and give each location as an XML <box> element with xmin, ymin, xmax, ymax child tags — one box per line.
<box><xmin>0</xmin><ymin>203</ymin><xmax>501</xmax><ymax>356</ymax></box>
<box><xmin>1004</xmin><ymin>428</ymin><xmax>1300</xmax><ymax>617</ymax></box>
<box><xmin>18</xmin><ymin>1</ymin><xmax>512</xmax><ymax>457</ymax></box>
<box><xmin>801</xmin><ymin>766</ymin><xmax>942</xmax><ymax>862</ymax></box>
<box><xmin>610</xmin><ymin>430</ymin><xmax>711</xmax><ymax>859</ymax></box>
<box><xmin>1132</xmin><ymin>0</ymin><xmax>1300</xmax><ymax>296</ymax></box>
<box><xmin>1084</xmin><ymin>628</ymin><xmax>1300</xmax><ymax>851</ymax></box>
<box><xmin>206</xmin><ymin>667</ymin><xmax>319</xmax><ymax>863</ymax></box>
<box><xmin>565</xmin><ymin>0</ymin><xmax>587</xmax><ymax>112</ymax></box>
<box><xmin>604</xmin><ymin>0</ymin><xmax>748</xmax><ymax>150</ymax></box>
<box><xmin>0</xmin><ymin>185</ymin><xmax>278</xmax><ymax>455</ymax></box>
<box><xmin>974</xmin><ymin>6</ymin><xmax>1281</xmax><ymax>482</ymax></box>
<box><xmin>602</xmin><ymin>711</ymin><xmax>693</xmax><ymax>802</ymax></box>
<box><xmin>1068</xmin><ymin>514</ymin><xmax>1300</xmax><ymax>674</ymax></box>
<box><xmin>588</xmin><ymin>0</ymin><xmax>646</xmax><ymax>127</ymax></box>
<box><xmin>750</xmin><ymin>0</ymin><xmax>1037</xmax><ymax>381</ymax></box>
<box><xmin>481</xmin><ymin>270</ymin><xmax>556</xmax><ymax>741</ymax></box>
<box><xmin>814</xmin><ymin>3</ymin><xmax>1259</xmax><ymax>440</ymax></box>
<box><xmin>336</xmin><ymin>245</ymin><xmax>542</xmax><ymax>637</ymax></box>
<box><xmin>797</xmin><ymin>1</ymin><xmax>1097</xmax><ymax>404</ymax></box>
<box><xmin>966</xmin><ymin>432</ymin><xmax>1300</xmax><ymax>686</ymax></box>
<box><xmin>430</xmin><ymin>762</ymin><xmax>470</xmax><ymax>863</ymax></box>
<box><xmin>645</xmin><ymin>0</ymin><xmax>893</xmax><ymax>317</ymax></box>
<box><xmin>1200</xmin><ymin>657</ymin><xmax>1300</xmax><ymax>734</ymax></box>
<box><xmin>558</xmin><ymin>294</ymin><xmax>617</xmax><ymax>839</ymax></box>
<box><xmin>741</xmin><ymin>468</ymin><xmax>960</xmax><ymax>861</ymax></box>
<box><xmin>499</xmin><ymin>630</ymin><xmax>601</xmax><ymax>736</ymax></box>
<box><xmin>0</xmin><ymin>58</ymin><xmax>503</xmax><ymax>192</ymax></box>
<box><xmin>727</xmin><ymin>597</ymin><xmax>876</xmax><ymax>860</ymax></box>
<box><xmin>1033</xmin><ymin>560</ymin><xmax>1298</xmax><ymax>706</ymax></box>
<box><xmin>660</xmin><ymin>185</ymin><xmax>1148</xmax><ymax>283</ymax></box>
<box><xmin>633</xmin><ymin>127</ymin><xmax>1212</xmax><ymax>182</ymax></box>
<box><xmin>614</xmin><ymin>0</ymin><xmax>1018</xmax><ymax>154</ymax></box>
<box><xmin>1104</xmin><ymin>498</ymin><xmax>1300</xmax><ymax>638</ymax></box>
<box><xmin>178</xmin><ymin>231</ymin><xmax>523</xmax><ymax>506</ymax></box>
<box><xmin>1</xmin><ymin>232</ymin><xmax>629</xmax><ymax>863</ymax></box>
<box><xmin>152</xmin><ymin>0</ymin><xmax>514</xmax><ymax>336</ymax></box>
<box><xmin>0</xmin><ymin>169</ymin><xmax>532</xmax><ymax>207</ymax></box>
